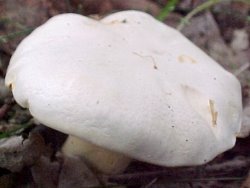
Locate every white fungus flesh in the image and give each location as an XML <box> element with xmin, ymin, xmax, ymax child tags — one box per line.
<box><xmin>5</xmin><ymin>11</ymin><xmax>242</xmax><ymax>167</ymax></box>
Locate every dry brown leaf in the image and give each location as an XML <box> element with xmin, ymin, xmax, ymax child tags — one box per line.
<box><xmin>57</xmin><ymin>154</ymin><xmax>100</xmax><ymax>188</ymax></box>
<box><xmin>0</xmin><ymin>133</ymin><xmax>47</xmax><ymax>172</ymax></box>
<box><xmin>31</xmin><ymin>155</ymin><xmax>60</xmax><ymax>188</ymax></box>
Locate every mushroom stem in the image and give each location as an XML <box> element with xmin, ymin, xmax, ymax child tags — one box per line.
<box><xmin>61</xmin><ymin>135</ymin><xmax>131</xmax><ymax>174</ymax></box>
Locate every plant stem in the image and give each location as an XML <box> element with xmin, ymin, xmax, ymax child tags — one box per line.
<box><xmin>177</xmin><ymin>0</ymin><xmax>225</xmax><ymax>31</ymax></box>
<box><xmin>177</xmin><ymin>0</ymin><xmax>250</xmax><ymax>31</ymax></box>
<box><xmin>157</xmin><ymin>0</ymin><xmax>179</xmax><ymax>21</ymax></box>
<box><xmin>0</xmin><ymin>122</ymin><xmax>33</xmax><ymax>139</ymax></box>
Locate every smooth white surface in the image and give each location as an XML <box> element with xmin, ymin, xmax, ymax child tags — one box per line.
<box><xmin>5</xmin><ymin>11</ymin><xmax>242</xmax><ymax>166</ymax></box>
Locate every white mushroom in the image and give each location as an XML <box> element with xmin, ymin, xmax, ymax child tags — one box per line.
<box><xmin>5</xmin><ymin>11</ymin><xmax>242</xmax><ymax>173</ymax></box>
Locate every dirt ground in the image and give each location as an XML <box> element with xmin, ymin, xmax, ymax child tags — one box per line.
<box><xmin>0</xmin><ymin>0</ymin><xmax>250</xmax><ymax>188</ymax></box>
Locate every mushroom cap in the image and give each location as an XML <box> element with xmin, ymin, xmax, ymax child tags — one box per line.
<box><xmin>5</xmin><ymin>11</ymin><xmax>242</xmax><ymax>167</ymax></box>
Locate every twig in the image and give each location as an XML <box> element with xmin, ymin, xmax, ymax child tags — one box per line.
<box><xmin>233</xmin><ymin>62</ymin><xmax>250</xmax><ymax>76</ymax></box>
<box><xmin>143</xmin><ymin>178</ymin><xmax>158</xmax><ymax>188</ymax></box>
<box><xmin>102</xmin><ymin>158</ymin><xmax>250</xmax><ymax>184</ymax></box>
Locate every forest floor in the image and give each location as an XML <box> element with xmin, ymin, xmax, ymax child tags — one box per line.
<box><xmin>0</xmin><ymin>0</ymin><xmax>250</xmax><ymax>187</ymax></box>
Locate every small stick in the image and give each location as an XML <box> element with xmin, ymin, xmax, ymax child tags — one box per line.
<box><xmin>233</xmin><ymin>62</ymin><xmax>250</xmax><ymax>76</ymax></box>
